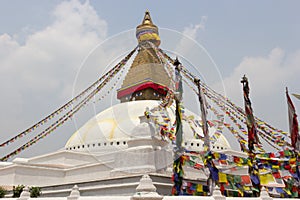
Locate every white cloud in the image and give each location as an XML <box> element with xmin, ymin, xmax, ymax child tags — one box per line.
<box><xmin>0</xmin><ymin>0</ymin><xmax>107</xmax><ymax>94</ymax></box>
<box><xmin>0</xmin><ymin>0</ymin><xmax>108</xmax><ymax>156</ymax></box>
<box><xmin>174</xmin><ymin>16</ymin><xmax>207</xmax><ymax>57</ymax></box>
<box><xmin>212</xmin><ymin>48</ymin><xmax>300</xmax><ymax>130</ymax></box>
<box><xmin>0</xmin><ymin>34</ymin><xmax>19</xmax><ymax>62</ymax></box>
<box><xmin>182</xmin><ymin>16</ymin><xmax>207</xmax><ymax>39</ymax></box>
<box><xmin>52</xmin><ymin>0</ymin><xmax>106</xmax><ymax>38</ymax></box>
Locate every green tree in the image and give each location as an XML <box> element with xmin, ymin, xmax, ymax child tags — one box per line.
<box><xmin>0</xmin><ymin>187</ymin><xmax>7</xmax><ymax>198</ymax></box>
<box><xmin>12</xmin><ymin>185</ymin><xmax>24</xmax><ymax>198</ymax></box>
<box><xmin>29</xmin><ymin>187</ymin><xmax>41</xmax><ymax>198</ymax></box>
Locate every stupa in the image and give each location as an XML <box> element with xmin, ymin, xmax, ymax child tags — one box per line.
<box><xmin>0</xmin><ymin>11</ymin><xmax>234</xmax><ymax>197</ymax></box>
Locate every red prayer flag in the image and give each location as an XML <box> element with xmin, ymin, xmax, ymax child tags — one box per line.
<box><xmin>194</xmin><ymin>163</ymin><xmax>203</xmax><ymax>169</ymax></box>
<box><xmin>286</xmin><ymin>88</ymin><xmax>299</xmax><ymax>150</ymax></box>
<box><xmin>241</xmin><ymin>175</ymin><xmax>251</xmax><ymax>185</ymax></box>
<box><xmin>272</xmin><ymin>172</ymin><xmax>281</xmax><ymax>179</ymax></box>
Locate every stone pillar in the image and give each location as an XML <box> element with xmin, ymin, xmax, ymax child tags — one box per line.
<box><xmin>260</xmin><ymin>187</ymin><xmax>272</xmax><ymax>200</ymax></box>
<box><xmin>212</xmin><ymin>186</ymin><xmax>225</xmax><ymax>200</ymax></box>
<box><xmin>18</xmin><ymin>186</ymin><xmax>30</xmax><ymax>200</ymax></box>
<box><xmin>67</xmin><ymin>185</ymin><xmax>80</xmax><ymax>200</ymax></box>
<box><xmin>131</xmin><ymin>174</ymin><xmax>163</xmax><ymax>200</ymax></box>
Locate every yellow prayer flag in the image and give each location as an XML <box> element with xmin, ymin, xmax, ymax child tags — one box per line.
<box><xmin>260</xmin><ymin>174</ymin><xmax>267</xmax><ymax>185</ymax></box>
<box><xmin>196</xmin><ymin>184</ymin><xmax>203</xmax><ymax>192</ymax></box>
<box><xmin>290</xmin><ymin>157</ymin><xmax>296</xmax><ymax>163</ymax></box>
<box><xmin>238</xmin><ymin>188</ymin><xmax>244</xmax><ymax>197</ymax></box>
<box><xmin>236</xmin><ymin>163</ymin><xmax>244</xmax><ymax>167</ymax></box>
<box><xmin>214</xmin><ymin>152</ymin><xmax>220</xmax><ymax>159</ymax></box>
<box><xmin>260</xmin><ymin>168</ymin><xmax>268</xmax><ymax>173</ymax></box>
<box><xmin>247</xmin><ymin>159</ymin><xmax>252</xmax><ymax>166</ymax></box>
<box><xmin>260</xmin><ymin>173</ymin><xmax>275</xmax><ymax>185</ymax></box>
<box><xmin>240</xmin><ymin>140</ymin><xmax>247</xmax><ymax>144</ymax></box>
<box><xmin>219</xmin><ymin>172</ymin><xmax>227</xmax><ymax>183</ymax></box>
<box><xmin>243</xmin><ymin>186</ymin><xmax>250</xmax><ymax>191</ymax></box>
<box><xmin>266</xmin><ymin>174</ymin><xmax>275</xmax><ymax>183</ymax></box>
<box><xmin>284</xmin><ymin>188</ymin><xmax>292</xmax><ymax>195</ymax></box>
<box><xmin>272</xmin><ymin>165</ymin><xmax>279</xmax><ymax>169</ymax></box>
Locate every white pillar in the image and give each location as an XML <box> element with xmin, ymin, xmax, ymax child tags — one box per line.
<box><xmin>67</xmin><ymin>185</ymin><xmax>80</xmax><ymax>200</ymax></box>
<box><xmin>18</xmin><ymin>186</ymin><xmax>30</xmax><ymax>200</ymax></box>
<box><xmin>260</xmin><ymin>186</ymin><xmax>272</xmax><ymax>200</ymax></box>
<box><xmin>131</xmin><ymin>174</ymin><xmax>163</xmax><ymax>200</ymax></box>
<box><xmin>212</xmin><ymin>186</ymin><xmax>225</xmax><ymax>200</ymax></box>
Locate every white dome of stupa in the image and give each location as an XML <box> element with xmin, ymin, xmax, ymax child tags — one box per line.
<box><xmin>65</xmin><ymin>100</ymin><xmax>231</xmax><ymax>152</ymax></box>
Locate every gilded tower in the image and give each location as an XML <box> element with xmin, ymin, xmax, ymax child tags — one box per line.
<box><xmin>117</xmin><ymin>11</ymin><xmax>171</xmax><ymax>102</ymax></box>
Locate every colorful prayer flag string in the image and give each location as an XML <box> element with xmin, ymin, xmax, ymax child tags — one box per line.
<box><xmin>0</xmin><ymin>47</ymin><xmax>137</xmax><ymax>161</ymax></box>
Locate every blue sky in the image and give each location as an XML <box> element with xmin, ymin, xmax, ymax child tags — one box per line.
<box><xmin>1</xmin><ymin>1</ymin><xmax>299</xmax><ymax>68</ymax></box>
<box><xmin>0</xmin><ymin>0</ymin><xmax>299</xmax><ymax>158</ymax></box>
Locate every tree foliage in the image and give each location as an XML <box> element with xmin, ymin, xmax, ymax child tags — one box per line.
<box><xmin>0</xmin><ymin>187</ymin><xmax>7</xmax><ymax>198</ymax></box>
<box><xmin>12</xmin><ymin>185</ymin><xmax>41</xmax><ymax>198</ymax></box>
<box><xmin>29</xmin><ymin>187</ymin><xmax>41</xmax><ymax>198</ymax></box>
<box><xmin>12</xmin><ymin>185</ymin><xmax>24</xmax><ymax>198</ymax></box>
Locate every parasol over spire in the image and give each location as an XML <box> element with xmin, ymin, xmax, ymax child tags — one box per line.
<box><xmin>136</xmin><ymin>10</ymin><xmax>160</xmax><ymax>46</ymax></box>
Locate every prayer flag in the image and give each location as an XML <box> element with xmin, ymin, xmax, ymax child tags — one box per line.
<box><xmin>196</xmin><ymin>184</ymin><xmax>203</xmax><ymax>192</ymax></box>
<box><xmin>241</xmin><ymin>175</ymin><xmax>251</xmax><ymax>185</ymax></box>
<box><xmin>260</xmin><ymin>173</ymin><xmax>275</xmax><ymax>185</ymax></box>
<box><xmin>241</xmin><ymin>75</ymin><xmax>259</xmax><ymax>152</ymax></box>
<box><xmin>292</xmin><ymin>93</ymin><xmax>300</xmax><ymax>100</ymax></box>
<box><xmin>195</xmin><ymin>78</ymin><xmax>209</xmax><ymax>150</ymax></box>
<box><xmin>286</xmin><ymin>88</ymin><xmax>299</xmax><ymax>150</ymax></box>
<box><xmin>219</xmin><ymin>172</ymin><xmax>227</xmax><ymax>183</ymax></box>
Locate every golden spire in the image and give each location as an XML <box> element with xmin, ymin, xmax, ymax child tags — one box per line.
<box><xmin>141</xmin><ymin>10</ymin><xmax>153</xmax><ymax>25</ymax></box>
<box><xmin>117</xmin><ymin>11</ymin><xmax>170</xmax><ymax>102</ymax></box>
<box><xmin>136</xmin><ymin>10</ymin><xmax>160</xmax><ymax>46</ymax></box>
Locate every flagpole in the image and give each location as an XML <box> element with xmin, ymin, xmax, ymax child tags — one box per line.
<box><xmin>194</xmin><ymin>78</ymin><xmax>210</xmax><ymax>152</ymax></box>
<box><xmin>193</xmin><ymin>78</ymin><xmax>217</xmax><ymax>195</ymax></box>
<box><xmin>171</xmin><ymin>58</ymin><xmax>184</xmax><ymax>196</ymax></box>
<box><xmin>241</xmin><ymin>75</ymin><xmax>261</xmax><ymax>197</ymax></box>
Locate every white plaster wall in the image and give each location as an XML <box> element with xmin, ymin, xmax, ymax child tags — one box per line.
<box><xmin>0</xmin><ymin>167</ymin><xmax>15</xmax><ymax>185</ymax></box>
<box><xmin>65</xmin><ymin>163</ymin><xmax>112</xmax><ymax>183</ymax></box>
<box><xmin>14</xmin><ymin>166</ymin><xmax>65</xmax><ymax>186</ymax></box>
<box><xmin>29</xmin><ymin>151</ymin><xmax>99</xmax><ymax>167</ymax></box>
